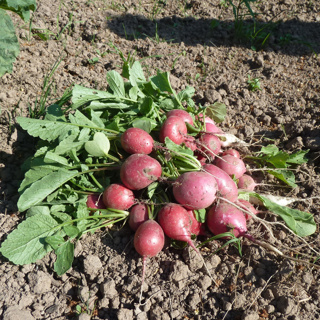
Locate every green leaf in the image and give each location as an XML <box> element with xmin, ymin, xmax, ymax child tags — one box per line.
<box><xmin>71</xmin><ymin>84</ymin><xmax>114</xmax><ymax>109</ymax></box>
<box><xmin>54</xmin><ymin>240</ymin><xmax>74</xmax><ymax>275</ymax></box>
<box><xmin>19</xmin><ymin>164</ymin><xmax>58</xmax><ymax>193</ymax></box>
<box><xmin>85</xmin><ymin>132</ymin><xmax>110</xmax><ymax>157</ymax></box>
<box><xmin>194</xmin><ymin>208</ymin><xmax>206</xmax><ymax>223</ymax></box>
<box><xmin>0</xmin><ymin>0</ymin><xmax>36</xmax><ymax>21</ymax></box>
<box><xmin>165</xmin><ymin>137</ymin><xmax>193</xmax><ymax>156</ymax></box>
<box><xmin>18</xmin><ymin>169</ymin><xmax>79</xmax><ymax>212</ymax></box>
<box><xmin>252</xmin><ymin>193</ymin><xmax>316</xmax><ymax>237</ymax></box>
<box><xmin>132</xmin><ymin>117</ymin><xmax>157</xmax><ymax>133</ymax></box>
<box><xmin>205</xmin><ymin>102</ymin><xmax>227</xmax><ymax>123</ymax></box>
<box><xmin>17</xmin><ymin>117</ymin><xmax>80</xmax><ymax>142</ymax></box>
<box><xmin>0</xmin><ymin>10</ymin><xmax>20</xmax><ymax>77</ymax></box>
<box><xmin>159</xmin><ymin>98</ymin><xmax>176</xmax><ymax>110</ymax></box>
<box><xmin>177</xmin><ymin>86</ymin><xmax>195</xmax><ymax>102</ymax></box>
<box><xmin>87</xmin><ymin>101</ymin><xmax>132</xmax><ymax>110</ymax></box>
<box><xmin>44</xmin><ymin>152</ymin><xmax>71</xmax><ymax>167</ymax></box>
<box><xmin>69</xmin><ymin>110</ymin><xmax>102</xmax><ymax>128</ymax></box>
<box><xmin>268</xmin><ymin>169</ymin><xmax>297</xmax><ymax>188</ymax></box>
<box><xmin>106</xmin><ymin>70</ymin><xmax>125</xmax><ymax>97</ymax></box>
<box><xmin>45</xmin><ymin>104</ymin><xmax>66</xmax><ymax>121</ymax></box>
<box><xmin>129</xmin><ymin>61</ymin><xmax>146</xmax><ymax>86</ymax></box>
<box><xmin>45</xmin><ymin>234</ymin><xmax>65</xmax><ymax>250</ymax></box>
<box><xmin>74</xmin><ymin>202</ymin><xmax>91</xmax><ymax>232</ymax></box>
<box><xmin>63</xmin><ymin>225</ymin><xmax>80</xmax><ymax>238</ymax></box>
<box><xmin>150</xmin><ymin>71</ymin><xmax>174</xmax><ymax>94</ymax></box>
<box><xmin>0</xmin><ymin>214</ymin><xmax>59</xmax><ymax>265</ymax></box>
<box><xmin>259</xmin><ymin>144</ymin><xmax>279</xmax><ymax>156</ymax></box>
<box><xmin>287</xmin><ymin>150</ymin><xmax>309</xmax><ymax>164</ymax></box>
<box><xmin>139</xmin><ymin>96</ymin><xmax>154</xmax><ymax>116</ymax></box>
<box><xmin>26</xmin><ymin>205</ymin><xmax>51</xmax><ymax>218</ymax></box>
<box><xmin>147</xmin><ymin>182</ymin><xmax>159</xmax><ymax>199</ymax></box>
<box><xmin>265</xmin><ymin>151</ymin><xmax>289</xmax><ymax>168</ymax></box>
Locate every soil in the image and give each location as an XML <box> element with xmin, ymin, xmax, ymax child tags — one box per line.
<box><xmin>1</xmin><ymin>1</ymin><xmax>320</xmax><ymax>320</ymax></box>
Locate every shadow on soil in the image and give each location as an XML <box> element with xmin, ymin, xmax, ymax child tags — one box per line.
<box><xmin>106</xmin><ymin>14</ymin><xmax>320</xmax><ymax>55</ymax></box>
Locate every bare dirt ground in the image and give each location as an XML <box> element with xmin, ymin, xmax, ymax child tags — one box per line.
<box><xmin>0</xmin><ymin>1</ymin><xmax>320</xmax><ymax>319</ymax></box>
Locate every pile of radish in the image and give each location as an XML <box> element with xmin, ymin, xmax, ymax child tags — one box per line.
<box><xmin>86</xmin><ymin>108</ymin><xmax>265</xmax><ymax>287</ymax></box>
<box><xmin>2</xmin><ymin>58</ymin><xmax>315</xmax><ymax>283</ymax></box>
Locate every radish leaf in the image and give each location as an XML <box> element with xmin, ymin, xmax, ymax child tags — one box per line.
<box><xmin>53</xmin><ymin>240</ymin><xmax>74</xmax><ymax>275</ymax></box>
<box><xmin>106</xmin><ymin>70</ymin><xmax>125</xmax><ymax>97</ymax></box>
<box><xmin>85</xmin><ymin>132</ymin><xmax>110</xmax><ymax>157</ymax></box>
<box><xmin>0</xmin><ymin>214</ymin><xmax>59</xmax><ymax>265</ymax></box>
<box><xmin>18</xmin><ymin>169</ymin><xmax>79</xmax><ymax>212</ymax></box>
<box><xmin>0</xmin><ymin>10</ymin><xmax>20</xmax><ymax>77</ymax></box>
<box><xmin>251</xmin><ymin>193</ymin><xmax>316</xmax><ymax>237</ymax></box>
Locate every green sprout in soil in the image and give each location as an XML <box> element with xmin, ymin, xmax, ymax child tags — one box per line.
<box><xmin>247</xmin><ymin>75</ymin><xmax>261</xmax><ymax>91</ymax></box>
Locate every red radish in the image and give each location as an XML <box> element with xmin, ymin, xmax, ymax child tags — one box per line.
<box><xmin>206</xmin><ymin>201</ymin><xmax>247</xmax><ymax>238</ymax></box>
<box><xmin>159</xmin><ymin>203</ymin><xmax>217</xmax><ymax>283</ymax></box>
<box><xmin>120</xmin><ymin>154</ymin><xmax>162</xmax><ymax>190</ymax></box>
<box><xmin>134</xmin><ymin>220</ymin><xmax>165</xmax><ymax>304</ymax></box>
<box><xmin>129</xmin><ymin>203</ymin><xmax>149</xmax><ymax>231</ymax></box>
<box><xmin>134</xmin><ymin>220</ymin><xmax>165</xmax><ymax>259</ymax></box>
<box><xmin>222</xmin><ymin>148</ymin><xmax>241</xmax><ymax>158</ymax></box>
<box><xmin>121</xmin><ymin>127</ymin><xmax>154</xmax><ymax>155</ymax></box>
<box><xmin>103</xmin><ymin>183</ymin><xmax>135</xmax><ymax>210</ymax></box>
<box><xmin>158</xmin><ymin>203</ymin><xmax>199</xmax><ymax>253</ymax></box>
<box><xmin>198</xmin><ymin>133</ymin><xmax>221</xmax><ymax>159</ymax></box>
<box><xmin>159</xmin><ymin>116</ymin><xmax>187</xmax><ymax>145</ymax></box>
<box><xmin>86</xmin><ymin>194</ymin><xmax>106</xmax><ymax>209</ymax></box>
<box><xmin>236</xmin><ymin>199</ymin><xmax>258</xmax><ymax>221</ymax></box>
<box><xmin>237</xmin><ymin>174</ymin><xmax>257</xmax><ymax>191</ymax></box>
<box><xmin>205</xmin><ymin>122</ymin><xmax>223</xmax><ymax>134</ymax></box>
<box><xmin>166</xmin><ymin>109</ymin><xmax>194</xmax><ymax>125</ymax></box>
<box><xmin>214</xmin><ymin>154</ymin><xmax>246</xmax><ymax>179</ymax></box>
<box><xmin>202</xmin><ymin>164</ymin><xmax>238</xmax><ymax>202</ymax></box>
<box><xmin>186</xmin><ymin>210</ymin><xmax>202</xmax><ymax>236</ymax></box>
<box><xmin>173</xmin><ymin>171</ymin><xmax>217</xmax><ymax>210</ymax></box>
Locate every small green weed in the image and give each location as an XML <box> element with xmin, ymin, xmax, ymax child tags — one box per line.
<box><xmin>247</xmin><ymin>75</ymin><xmax>261</xmax><ymax>91</ymax></box>
<box><xmin>223</xmin><ymin>0</ymin><xmax>275</xmax><ymax>50</ymax></box>
<box><xmin>28</xmin><ymin>53</ymin><xmax>69</xmax><ymax>118</ymax></box>
<box><xmin>88</xmin><ymin>57</ymin><xmax>99</xmax><ymax>65</ymax></box>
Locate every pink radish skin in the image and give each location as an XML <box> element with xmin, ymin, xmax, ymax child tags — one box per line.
<box><xmin>158</xmin><ymin>203</ymin><xmax>199</xmax><ymax>253</ymax></box>
<box><xmin>129</xmin><ymin>204</ymin><xmax>149</xmax><ymax>231</ymax></box>
<box><xmin>206</xmin><ymin>201</ymin><xmax>248</xmax><ymax>238</ymax></box>
<box><xmin>214</xmin><ymin>154</ymin><xmax>246</xmax><ymax>179</ymax></box>
<box><xmin>103</xmin><ymin>184</ymin><xmax>135</xmax><ymax>210</ymax></box>
<box><xmin>222</xmin><ymin>149</ymin><xmax>241</xmax><ymax>159</ymax></box>
<box><xmin>236</xmin><ymin>199</ymin><xmax>258</xmax><ymax>221</ymax></box>
<box><xmin>120</xmin><ymin>154</ymin><xmax>162</xmax><ymax>190</ymax></box>
<box><xmin>166</xmin><ymin>109</ymin><xmax>194</xmax><ymax>125</ymax></box>
<box><xmin>134</xmin><ymin>220</ymin><xmax>165</xmax><ymax>258</ymax></box>
<box><xmin>205</xmin><ymin>122</ymin><xmax>224</xmax><ymax>134</ymax></box>
<box><xmin>159</xmin><ymin>116</ymin><xmax>188</xmax><ymax>145</ymax></box>
<box><xmin>186</xmin><ymin>210</ymin><xmax>202</xmax><ymax>236</ymax></box>
<box><xmin>134</xmin><ymin>219</ymin><xmax>165</xmax><ymax>304</ymax></box>
<box><xmin>237</xmin><ymin>174</ymin><xmax>257</xmax><ymax>191</ymax></box>
<box><xmin>173</xmin><ymin>171</ymin><xmax>217</xmax><ymax>210</ymax></box>
<box><xmin>203</xmin><ymin>164</ymin><xmax>239</xmax><ymax>202</ymax></box>
<box><xmin>86</xmin><ymin>194</ymin><xmax>106</xmax><ymax>210</ymax></box>
<box><xmin>121</xmin><ymin>127</ymin><xmax>154</xmax><ymax>155</ymax></box>
<box><xmin>198</xmin><ymin>133</ymin><xmax>222</xmax><ymax>159</ymax></box>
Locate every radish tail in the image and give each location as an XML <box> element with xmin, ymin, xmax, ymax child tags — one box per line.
<box><xmin>138</xmin><ymin>256</ymin><xmax>148</xmax><ymax>305</ymax></box>
<box><xmin>188</xmin><ymin>240</ymin><xmax>218</xmax><ymax>286</ymax></box>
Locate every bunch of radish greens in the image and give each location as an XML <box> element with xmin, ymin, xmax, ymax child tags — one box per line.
<box><xmin>0</xmin><ymin>58</ymin><xmax>317</xmax><ymax>277</ymax></box>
